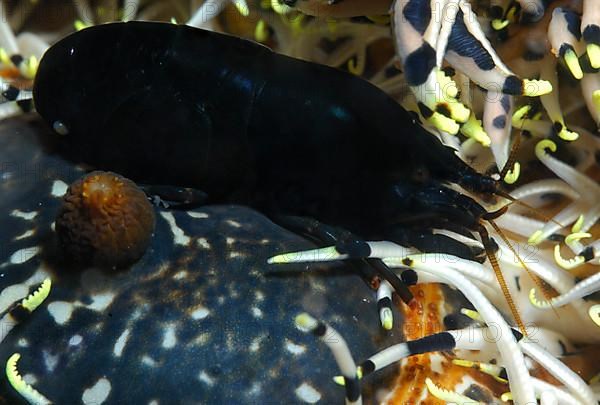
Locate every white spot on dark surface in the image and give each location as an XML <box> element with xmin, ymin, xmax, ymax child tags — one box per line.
<box><xmin>52</xmin><ymin>120</ymin><xmax>69</xmax><ymax>136</ymax></box>
<box><xmin>226</xmin><ymin>237</ymin><xmax>235</xmax><ymax>245</ymax></box>
<box><xmin>197</xmin><ymin>238</ymin><xmax>210</xmax><ymax>249</ymax></box>
<box><xmin>226</xmin><ymin>219</ymin><xmax>241</xmax><ymax>228</ymax></box>
<box><xmin>192</xmin><ymin>332</ymin><xmax>211</xmax><ymax>346</ymax></box>
<box><xmin>11</xmin><ymin>209</ymin><xmax>37</xmax><ymax>220</ymax></box>
<box><xmin>17</xmin><ymin>338</ymin><xmax>28</xmax><ymax>347</ymax></box>
<box><xmin>68</xmin><ymin>334</ymin><xmax>83</xmax><ymax>346</ymax></box>
<box><xmin>8</xmin><ymin>246</ymin><xmax>40</xmax><ymax>265</ymax></box>
<box><xmin>162</xmin><ymin>325</ymin><xmax>177</xmax><ymax>349</ymax></box>
<box><xmin>295</xmin><ymin>383</ymin><xmax>321</xmax><ymax>403</ymax></box>
<box><xmin>190</xmin><ymin>306</ymin><xmax>210</xmax><ymax>320</ymax></box>
<box><xmin>87</xmin><ymin>292</ymin><xmax>115</xmax><ymax>311</ymax></box>
<box><xmin>43</xmin><ymin>350</ymin><xmax>58</xmax><ymax>372</ymax></box>
<box><xmin>14</xmin><ymin>229</ymin><xmax>34</xmax><ymax>240</ymax></box>
<box><xmin>141</xmin><ymin>355</ymin><xmax>158</xmax><ymax>367</ymax></box>
<box><xmin>188</xmin><ymin>212</ymin><xmax>209</xmax><ymax>219</ymax></box>
<box><xmin>47</xmin><ymin>301</ymin><xmax>75</xmax><ymax>325</ymax></box>
<box><xmin>247</xmin><ymin>382</ymin><xmax>262</xmax><ymax>396</ymax></box>
<box><xmin>0</xmin><ymin>284</ymin><xmax>28</xmax><ymax>313</ymax></box>
<box><xmin>285</xmin><ymin>339</ymin><xmax>306</xmax><ymax>355</ymax></box>
<box><xmin>251</xmin><ymin>307</ymin><xmax>263</xmax><ymax>319</ymax></box>
<box><xmin>254</xmin><ymin>291</ymin><xmax>265</xmax><ymax>302</ymax></box>
<box><xmin>113</xmin><ymin>329</ymin><xmax>131</xmax><ymax>357</ymax></box>
<box><xmin>173</xmin><ymin>270</ymin><xmax>188</xmax><ymax>280</ymax></box>
<box><xmin>51</xmin><ymin>180</ymin><xmax>68</xmax><ymax>197</ymax></box>
<box><xmin>160</xmin><ymin>212</ymin><xmax>191</xmax><ymax>245</ymax></box>
<box><xmin>82</xmin><ymin>377</ymin><xmax>111</xmax><ymax>404</ymax></box>
<box><xmin>198</xmin><ymin>371</ymin><xmax>215</xmax><ymax>386</ymax></box>
<box><xmin>249</xmin><ymin>335</ymin><xmax>265</xmax><ymax>352</ymax></box>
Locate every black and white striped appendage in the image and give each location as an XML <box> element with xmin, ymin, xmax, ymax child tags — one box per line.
<box><xmin>295</xmin><ymin>313</ymin><xmax>361</xmax><ymax>405</ymax></box>
<box><xmin>359</xmin><ymin>327</ymin><xmax>524</xmax><ymax>378</ymax></box>
<box><xmin>0</xmin><ymin>279</ymin><xmax>52</xmax><ymax>343</ymax></box>
<box><xmin>582</xmin><ymin>0</ymin><xmax>600</xmax><ymax>69</ymax></box>
<box><xmin>549</xmin><ymin>8</ymin><xmax>584</xmax><ymax>80</ymax></box>
<box><xmin>376</xmin><ymin>280</ymin><xmax>393</xmax><ymax>330</ymax></box>
<box><xmin>0</xmin><ymin>83</ymin><xmax>33</xmax><ymax>115</ymax></box>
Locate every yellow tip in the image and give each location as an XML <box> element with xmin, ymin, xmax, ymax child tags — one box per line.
<box><xmin>295</xmin><ymin>313</ymin><xmax>317</xmax><ymax>330</ymax></box>
<box><xmin>6</xmin><ymin>353</ymin><xmax>50</xmax><ymax>405</ymax></box>
<box><xmin>558</xmin><ymin>126</ymin><xmax>579</xmax><ymax>141</ymax></box>
<box><xmin>503</xmin><ymin>162</ymin><xmax>520</xmax><ymax>184</ymax></box>
<box><xmin>427</xmin><ymin>112</ymin><xmax>460</xmax><ymax>135</ymax></box>
<box><xmin>19</xmin><ymin>55</ymin><xmax>38</xmax><ymax>80</ymax></box>
<box><xmin>589</xmin><ymin>305</ymin><xmax>600</xmax><ymax>327</ymax></box>
<box><xmin>572</xmin><ymin>215</ymin><xmax>585</xmax><ymax>233</ymax></box>
<box><xmin>492</xmin><ymin>19</ymin><xmax>509</xmax><ymax>30</ymax></box>
<box><xmin>333</xmin><ymin>376</ymin><xmax>345</xmax><ymax>385</ymax></box>
<box><xmin>461</xmin><ymin>115</ymin><xmax>491</xmax><ymax>146</ymax></box>
<box><xmin>593</xmin><ymin>90</ymin><xmax>600</xmax><ymax>118</ymax></box>
<box><xmin>587</xmin><ymin>44</ymin><xmax>600</xmax><ymax>69</ymax></box>
<box><xmin>435</xmin><ymin>69</ymin><xmax>458</xmax><ymax>99</ymax></box>
<box><xmin>425</xmin><ymin>378</ymin><xmax>478</xmax><ymax>403</ymax></box>
<box><xmin>553</xmin><ymin>244</ymin><xmax>585</xmax><ymax>270</ymax></box>
<box><xmin>381</xmin><ymin>308</ymin><xmax>393</xmax><ymax>330</ymax></box>
<box><xmin>512</xmin><ymin>105</ymin><xmax>531</xmax><ymax>126</ymax></box>
<box><xmin>271</xmin><ymin>0</ymin><xmax>293</xmax><ymax>14</ymax></box>
<box><xmin>529</xmin><ymin>288</ymin><xmax>551</xmax><ymax>308</ymax></box>
<box><xmin>448</xmin><ymin>102</ymin><xmax>470</xmax><ymax>123</ymax></box>
<box><xmin>501</xmin><ymin>392</ymin><xmax>513</xmax><ymax>402</ymax></box>
<box><xmin>0</xmin><ymin>48</ymin><xmax>10</xmax><ymax>66</ymax></box>
<box><xmin>21</xmin><ymin>279</ymin><xmax>51</xmax><ymax>312</ymax></box>
<box><xmin>460</xmin><ymin>114</ymin><xmax>492</xmax><ymax>148</ymax></box>
<box><xmin>460</xmin><ymin>308</ymin><xmax>483</xmax><ymax>322</ymax></box>
<box><xmin>564</xmin><ymin>49</ymin><xmax>583</xmax><ymax>79</ymax></box>
<box><xmin>452</xmin><ymin>359</ymin><xmax>475</xmax><ymax>368</ymax></box>
<box><xmin>347</xmin><ymin>58</ymin><xmax>362</xmax><ymax>76</ymax></box>
<box><xmin>74</xmin><ymin>19</ymin><xmax>90</xmax><ymax>31</ymax></box>
<box><xmin>267</xmin><ymin>254</ymin><xmax>289</xmax><ymax>264</ymax></box>
<box><xmin>233</xmin><ymin>0</ymin><xmax>250</xmax><ymax>16</ymax></box>
<box><xmin>255</xmin><ymin>20</ymin><xmax>269</xmax><ymax>42</ymax></box>
<box><xmin>528</xmin><ymin>229</ymin><xmax>544</xmax><ymax>245</ymax></box>
<box><xmin>565</xmin><ymin>232</ymin><xmax>592</xmax><ymax>245</ymax></box>
<box><xmin>522</xmin><ymin>79</ymin><xmax>553</xmax><ymax>96</ymax></box>
<box><xmin>535</xmin><ymin>139</ymin><xmax>557</xmax><ymax>158</ymax></box>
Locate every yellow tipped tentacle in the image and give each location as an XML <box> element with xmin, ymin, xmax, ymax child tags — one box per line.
<box><xmin>6</xmin><ymin>353</ymin><xmax>52</xmax><ymax>405</ymax></box>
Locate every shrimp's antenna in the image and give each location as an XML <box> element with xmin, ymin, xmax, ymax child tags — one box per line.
<box><xmin>477</xmin><ymin>221</ymin><xmax>528</xmax><ymax>336</ymax></box>
<box><xmin>499</xmin><ymin>130</ymin><xmax>521</xmax><ymax>181</ymax></box>
<box><xmin>487</xmin><ymin>218</ymin><xmax>559</xmax><ymax>318</ymax></box>
<box><xmin>494</xmin><ymin>189</ymin><xmax>564</xmax><ymax>228</ymax></box>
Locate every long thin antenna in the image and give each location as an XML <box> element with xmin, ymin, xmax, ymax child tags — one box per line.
<box><xmin>499</xmin><ymin>130</ymin><xmax>521</xmax><ymax>181</ymax></box>
<box><xmin>478</xmin><ymin>223</ymin><xmax>527</xmax><ymax>336</ymax></box>
<box><xmin>495</xmin><ymin>189</ymin><xmax>564</xmax><ymax>228</ymax></box>
<box><xmin>487</xmin><ymin>219</ymin><xmax>559</xmax><ymax>318</ymax></box>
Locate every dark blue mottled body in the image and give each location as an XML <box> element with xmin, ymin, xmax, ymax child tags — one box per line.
<box><xmin>0</xmin><ymin>118</ymin><xmax>401</xmax><ymax>404</ymax></box>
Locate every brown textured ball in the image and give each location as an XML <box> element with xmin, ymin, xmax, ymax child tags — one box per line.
<box><xmin>56</xmin><ymin>171</ymin><xmax>155</xmax><ymax>269</ymax></box>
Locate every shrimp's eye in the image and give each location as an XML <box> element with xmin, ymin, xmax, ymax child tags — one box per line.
<box><xmin>53</xmin><ymin>120</ymin><xmax>69</xmax><ymax>135</ymax></box>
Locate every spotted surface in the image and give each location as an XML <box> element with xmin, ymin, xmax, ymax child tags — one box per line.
<box><xmin>0</xmin><ymin>117</ymin><xmax>402</xmax><ymax>403</ymax></box>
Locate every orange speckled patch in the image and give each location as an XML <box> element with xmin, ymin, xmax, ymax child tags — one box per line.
<box><xmin>384</xmin><ymin>284</ymin><xmax>507</xmax><ymax>404</ymax></box>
